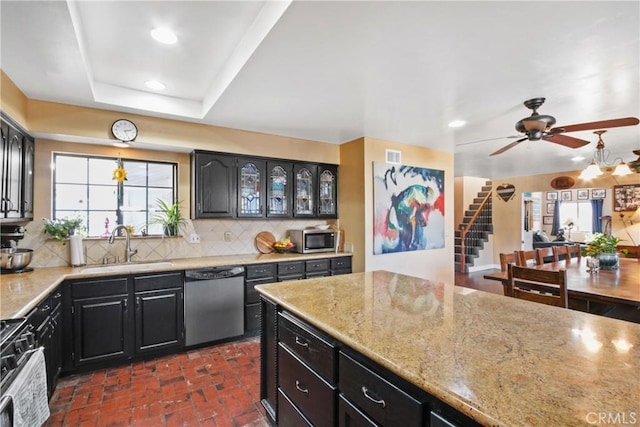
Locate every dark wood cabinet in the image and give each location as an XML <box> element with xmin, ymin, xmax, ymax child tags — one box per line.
<box><xmin>73</xmin><ymin>287</ymin><xmax>133</xmax><ymax>366</ymax></box>
<box><xmin>27</xmin><ymin>287</ymin><xmax>63</xmax><ymax>398</ymax></box>
<box><xmin>292</xmin><ymin>163</ymin><xmax>317</xmax><ymax>217</ymax></box>
<box><xmin>192</xmin><ymin>150</ymin><xmax>337</xmax><ymax>219</ymax></box>
<box><xmin>317</xmin><ymin>164</ymin><xmax>338</xmax><ymax>219</ymax></box>
<box><xmin>192</xmin><ymin>151</ymin><xmax>236</xmax><ymax>218</ymax></box>
<box><xmin>237</xmin><ymin>157</ymin><xmax>266</xmax><ymax>218</ymax></box>
<box><xmin>260</xmin><ymin>297</ymin><xmax>279</xmax><ymax>423</ymax></box>
<box><xmin>266</xmin><ymin>160</ymin><xmax>293</xmax><ymax>218</ymax></box>
<box><xmin>67</xmin><ymin>272</ymin><xmax>184</xmax><ymax>370</ymax></box>
<box><xmin>133</xmin><ymin>272</ymin><xmax>184</xmax><ymax>354</ymax></box>
<box><xmin>1</xmin><ymin>114</ymin><xmax>34</xmax><ymax>222</ymax></box>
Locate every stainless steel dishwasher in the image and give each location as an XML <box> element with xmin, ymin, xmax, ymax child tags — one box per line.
<box><xmin>184</xmin><ymin>266</ymin><xmax>245</xmax><ymax>346</ymax></box>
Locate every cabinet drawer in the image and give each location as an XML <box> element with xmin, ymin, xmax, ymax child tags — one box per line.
<box><xmin>278</xmin><ymin>261</ymin><xmax>304</xmax><ymax>277</ymax></box>
<box><xmin>305</xmin><ymin>259</ymin><xmax>329</xmax><ymax>273</ymax></box>
<box><xmin>278</xmin><ymin>311</ymin><xmax>336</xmax><ymax>384</ymax></box>
<box><xmin>331</xmin><ymin>257</ymin><xmax>352</xmax><ymax>271</ymax></box>
<box><xmin>134</xmin><ymin>272</ymin><xmax>183</xmax><ymax>292</ymax></box>
<box><xmin>72</xmin><ymin>277</ymin><xmax>129</xmax><ymax>298</ymax></box>
<box><xmin>278</xmin><ymin>388</ymin><xmax>312</xmax><ymax>427</ymax></box>
<box><xmin>246</xmin><ymin>263</ymin><xmax>276</xmax><ymax>280</ymax></box>
<box><xmin>278</xmin><ymin>343</ymin><xmax>336</xmax><ymax>427</ymax></box>
<box><xmin>338</xmin><ymin>394</ymin><xmax>377</xmax><ymax>427</ymax></box>
<box><xmin>339</xmin><ymin>351</ymin><xmax>423</xmax><ymax>427</ymax></box>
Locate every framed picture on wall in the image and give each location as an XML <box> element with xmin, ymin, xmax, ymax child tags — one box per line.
<box><xmin>546</xmin><ymin>192</ymin><xmax>558</xmax><ymax>200</ymax></box>
<box><xmin>577</xmin><ymin>189</ymin><xmax>589</xmax><ymax>200</ymax></box>
<box><xmin>561</xmin><ymin>191</ymin><xmax>572</xmax><ymax>201</ymax></box>
<box><xmin>591</xmin><ymin>189</ymin><xmax>605</xmax><ymax>199</ymax></box>
<box><xmin>546</xmin><ymin>203</ymin><xmax>555</xmax><ymax>214</ymax></box>
<box><xmin>543</xmin><ymin>216</ymin><xmax>553</xmax><ymax>225</ymax></box>
<box><xmin>614</xmin><ymin>184</ymin><xmax>640</xmax><ymax>211</ymax></box>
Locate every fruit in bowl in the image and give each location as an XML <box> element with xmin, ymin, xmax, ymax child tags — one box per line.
<box><xmin>273</xmin><ymin>237</ymin><xmax>295</xmax><ymax>253</ymax></box>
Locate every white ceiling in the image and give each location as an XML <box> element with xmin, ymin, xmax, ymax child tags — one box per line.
<box><xmin>1</xmin><ymin>1</ymin><xmax>639</xmax><ymax>178</ymax></box>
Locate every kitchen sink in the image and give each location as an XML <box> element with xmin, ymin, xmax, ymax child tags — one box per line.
<box><xmin>81</xmin><ymin>262</ymin><xmax>175</xmax><ymax>274</ymax></box>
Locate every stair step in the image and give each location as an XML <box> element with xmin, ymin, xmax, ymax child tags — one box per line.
<box><xmin>481</xmin><ymin>185</ymin><xmax>492</xmax><ymax>192</ymax></box>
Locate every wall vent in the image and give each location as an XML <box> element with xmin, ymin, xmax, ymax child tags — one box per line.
<box><xmin>385</xmin><ymin>149</ymin><xmax>401</xmax><ymax>164</ymax></box>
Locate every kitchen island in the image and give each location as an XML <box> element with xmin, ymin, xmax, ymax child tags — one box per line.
<box><xmin>256</xmin><ymin>270</ymin><xmax>640</xmax><ymax>426</ymax></box>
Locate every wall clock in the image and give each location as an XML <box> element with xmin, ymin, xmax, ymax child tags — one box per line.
<box><xmin>111</xmin><ymin>119</ymin><xmax>138</xmax><ymax>142</ymax></box>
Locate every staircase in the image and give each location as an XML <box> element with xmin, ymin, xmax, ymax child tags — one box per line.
<box><xmin>455</xmin><ymin>181</ymin><xmax>493</xmax><ymax>273</ymax></box>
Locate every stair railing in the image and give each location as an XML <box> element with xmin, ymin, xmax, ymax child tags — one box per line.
<box><xmin>459</xmin><ymin>190</ymin><xmax>493</xmax><ymax>270</ymax></box>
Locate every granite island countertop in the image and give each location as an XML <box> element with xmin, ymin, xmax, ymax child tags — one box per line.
<box><xmin>0</xmin><ymin>252</ymin><xmax>351</xmax><ymax>319</ymax></box>
<box><xmin>255</xmin><ymin>270</ymin><xmax>640</xmax><ymax>427</ymax></box>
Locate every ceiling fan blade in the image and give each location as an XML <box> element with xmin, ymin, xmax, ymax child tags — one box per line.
<box><xmin>550</xmin><ymin>117</ymin><xmax>639</xmax><ymax>133</ymax></box>
<box><xmin>456</xmin><ymin>135</ymin><xmax>520</xmax><ymax>147</ymax></box>
<box><xmin>544</xmin><ymin>133</ymin><xmax>590</xmax><ymax>149</ymax></box>
<box><xmin>489</xmin><ymin>138</ymin><xmax>527</xmax><ymax>156</ymax></box>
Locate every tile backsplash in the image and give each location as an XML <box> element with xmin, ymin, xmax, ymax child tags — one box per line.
<box><xmin>20</xmin><ymin>219</ymin><xmax>332</xmax><ymax>268</ymax></box>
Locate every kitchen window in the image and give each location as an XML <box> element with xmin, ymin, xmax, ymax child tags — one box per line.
<box><xmin>53</xmin><ymin>154</ymin><xmax>177</xmax><ymax>237</ymax></box>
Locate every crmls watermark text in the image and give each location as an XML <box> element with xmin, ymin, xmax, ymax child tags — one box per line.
<box><xmin>586</xmin><ymin>412</ymin><xmax>638</xmax><ymax>425</ymax></box>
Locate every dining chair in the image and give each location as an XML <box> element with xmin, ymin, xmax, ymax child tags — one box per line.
<box><xmin>506</xmin><ymin>264</ymin><xmax>568</xmax><ymax>308</ymax></box>
<box><xmin>567</xmin><ymin>243</ymin><xmax>582</xmax><ymax>260</ymax></box>
<box><xmin>499</xmin><ymin>252</ymin><xmax>518</xmax><ymax>272</ymax></box>
<box><xmin>553</xmin><ymin>245</ymin><xmax>571</xmax><ymax>262</ymax></box>
<box><xmin>535</xmin><ymin>247</ymin><xmax>557</xmax><ymax>264</ymax></box>
<box><xmin>516</xmin><ymin>250</ymin><xmax>538</xmax><ymax>267</ymax></box>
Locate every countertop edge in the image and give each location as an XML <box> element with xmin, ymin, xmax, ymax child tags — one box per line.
<box><xmin>1</xmin><ymin>252</ymin><xmax>352</xmax><ymax>319</ymax></box>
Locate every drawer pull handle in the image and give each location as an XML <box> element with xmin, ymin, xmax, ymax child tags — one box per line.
<box><xmin>362</xmin><ymin>386</ymin><xmax>386</xmax><ymax>408</ymax></box>
<box><xmin>295</xmin><ymin>380</ymin><xmax>308</xmax><ymax>394</ymax></box>
<box><xmin>295</xmin><ymin>336</ymin><xmax>309</xmax><ymax>348</ymax></box>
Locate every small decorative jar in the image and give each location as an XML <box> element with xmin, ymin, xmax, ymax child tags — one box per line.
<box><xmin>597</xmin><ymin>252</ymin><xmax>619</xmax><ymax>270</ymax></box>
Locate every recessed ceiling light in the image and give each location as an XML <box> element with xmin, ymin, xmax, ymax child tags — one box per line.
<box><xmin>448</xmin><ymin>120</ymin><xmax>466</xmax><ymax>128</ymax></box>
<box><xmin>145</xmin><ymin>80</ymin><xmax>166</xmax><ymax>91</ymax></box>
<box><xmin>150</xmin><ymin>27</ymin><xmax>177</xmax><ymax>44</ymax></box>
<box><xmin>571</xmin><ymin>156</ymin><xmax>585</xmax><ymax>162</ymax></box>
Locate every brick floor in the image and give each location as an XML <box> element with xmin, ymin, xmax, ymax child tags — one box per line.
<box><xmin>46</xmin><ymin>337</ymin><xmax>269</xmax><ymax>427</ymax></box>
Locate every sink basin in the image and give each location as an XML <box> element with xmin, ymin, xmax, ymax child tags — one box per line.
<box><xmin>81</xmin><ymin>262</ymin><xmax>175</xmax><ymax>274</ymax></box>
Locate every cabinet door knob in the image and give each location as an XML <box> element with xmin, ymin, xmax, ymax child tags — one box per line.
<box><xmin>295</xmin><ymin>380</ymin><xmax>308</xmax><ymax>394</ymax></box>
<box><xmin>362</xmin><ymin>386</ymin><xmax>386</xmax><ymax>408</ymax></box>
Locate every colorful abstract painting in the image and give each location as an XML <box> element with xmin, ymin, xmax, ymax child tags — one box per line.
<box><xmin>373</xmin><ymin>162</ymin><xmax>445</xmax><ymax>254</ymax></box>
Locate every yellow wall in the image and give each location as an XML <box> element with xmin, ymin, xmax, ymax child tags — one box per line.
<box><xmin>363</xmin><ymin>137</ymin><xmax>455</xmax><ymax>284</ymax></box>
<box><xmin>0</xmin><ymin>71</ymin><xmax>28</xmax><ymax>126</ymax></box>
<box><xmin>338</xmin><ymin>138</ymin><xmax>366</xmax><ymax>272</ymax></box>
<box><xmin>492</xmin><ymin>170</ymin><xmax>640</xmax><ymax>259</ymax></box>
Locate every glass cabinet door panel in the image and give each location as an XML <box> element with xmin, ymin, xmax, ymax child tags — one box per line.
<box><xmin>318</xmin><ymin>169</ymin><xmax>336</xmax><ymax>215</ymax></box>
<box><xmin>295</xmin><ymin>167</ymin><xmax>314</xmax><ymax>215</ymax></box>
<box><xmin>239</xmin><ymin>161</ymin><xmax>262</xmax><ymax>216</ymax></box>
<box><xmin>268</xmin><ymin>165</ymin><xmax>288</xmax><ymax>216</ymax></box>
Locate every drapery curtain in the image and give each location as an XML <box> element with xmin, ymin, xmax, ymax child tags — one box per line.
<box><xmin>591</xmin><ymin>199</ymin><xmax>604</xmax><ymax>233</ymax></box>
<box><xmin>551</xmin><ymin>200</ymin><xmax>561</xmax><ymax>236</ymax></box>
<box><xmin>523</xmin><ymin>200</ymin><xmax>533</xmax><ymax>231</ymax></box>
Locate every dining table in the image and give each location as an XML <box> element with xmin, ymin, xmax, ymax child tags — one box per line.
<box><xmin>484</xmin><ymin>257</ymin><xmax>640</xmax><ymax>315</ymax></box>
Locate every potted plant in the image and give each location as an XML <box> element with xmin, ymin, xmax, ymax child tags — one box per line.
<box><xmin>150</xmin><ymin>199</ymin><xmax>186</xmax><ymax>236</ymax></box>
<box><xmin>43</xmin><ymin>217</ymin><xmax>85</xmax><ymax>240</ymax></box>
<box><xmin>583</xmin><ymin>233</ymin><xmax>627</xmax><ymax>270</ymax></box>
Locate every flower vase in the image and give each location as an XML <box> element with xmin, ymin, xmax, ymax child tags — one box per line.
<box><xmin>597</xmin><ymin>252</ymin><xmax>619</xmax><ymax>270</ymax></box>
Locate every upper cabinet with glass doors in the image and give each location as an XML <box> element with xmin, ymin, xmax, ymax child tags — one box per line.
<box><xmin>266</xmin><ymin>160</ymin><xmax>292</xmax><ymax>218</ymax></box>
<box><xmin>317</xmin><ymin>164</ymin><xmax>338</xmax><ymax>218</ymax></box>
<box><xmin>237</xmin><ymin>158</ymin><xmax>265</xmax><ymax>218</ymax></box>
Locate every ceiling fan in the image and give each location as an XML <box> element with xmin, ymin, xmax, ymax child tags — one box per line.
<box><xmin>489</xmin><ymin>97</ymin><xmax>640</xmax><ymax>156</ymax></box>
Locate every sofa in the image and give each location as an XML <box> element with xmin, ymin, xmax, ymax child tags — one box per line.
<box><xmin>532</xmin><ymin>230</ymin><xmax>572</xmax><ymax>249</ymax></box>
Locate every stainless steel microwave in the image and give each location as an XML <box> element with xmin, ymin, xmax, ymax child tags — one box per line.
<box><xmin>288</xmin><ymin>229</ymin><xmax>336</xmax><ymax>253</ymax></box>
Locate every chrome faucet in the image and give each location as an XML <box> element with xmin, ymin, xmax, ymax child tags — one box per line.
<box><xmin>108</xmin><ymin>225</ymin><xmax>138</xmax><ymax>263</ymax></box>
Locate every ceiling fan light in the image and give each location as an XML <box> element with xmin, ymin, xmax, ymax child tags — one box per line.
<box><xmin>579</xmin><ymin>162</ymin><xmax>603</xmax><ymax>180</ymax></box>
<box><xmin>612</xmin><ymin>162</ymin><xmax>632</xmax><ymax>176</ymax></box>
<box><xmin>522</xmin><ymin>118</ymin><xmax>548</xmax><ymax>132</ymax></box>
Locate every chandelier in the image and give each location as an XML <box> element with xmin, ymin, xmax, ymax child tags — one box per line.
<box><xmin>578</xmin><ymin>130</ymin><xmax>632</xmax><ymax>179</ymax></box>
